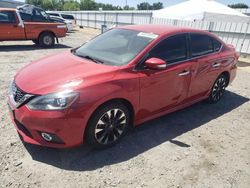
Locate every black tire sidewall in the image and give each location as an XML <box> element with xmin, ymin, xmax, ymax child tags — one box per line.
<box><xmin>85</xmin><ymin>102</ymin><xmax>130</xmax><ymax>149</ymax></box>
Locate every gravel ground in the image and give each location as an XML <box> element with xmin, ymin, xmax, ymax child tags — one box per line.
<box><xmin>0</xmin><ymin>28</ymin><xmax>250</xmax><ymax>188</ymax></box>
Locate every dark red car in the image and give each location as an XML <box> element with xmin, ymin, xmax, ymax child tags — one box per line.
<box><xmin>8</xmin><ymin>25</ymin><xmax>238</xmax><ymax>149</ymax></box>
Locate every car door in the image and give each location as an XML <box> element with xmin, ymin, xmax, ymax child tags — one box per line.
<box><xmin>138</xmin><ymin>34</ymin><xmax>193</xmax><ymax>118</ymax></box>
<box><xmin>0</xmin><ymin>10</ymin><xmax>25</xmax><ymax>40</ymax></box>
<box><xmin>187</xmin><ymin>33</ymin><xmax>223</xmax><ymax>100</ymax></box>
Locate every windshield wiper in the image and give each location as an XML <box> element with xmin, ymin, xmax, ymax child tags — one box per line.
<box><xmin>71</xmin><ymin>49</ymin><xmax>104</xmax><ymax>64</ymax></box>
<box><xmin>80</xmin><ymin>55</ymin><xmax>104</xmax><ymax>64</ymax></box>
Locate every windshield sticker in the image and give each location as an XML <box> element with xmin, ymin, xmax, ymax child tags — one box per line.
<box><xmin>137</xmin><ymin>32</ymin><xmax>158</xmax><ymax>39</ymax></box>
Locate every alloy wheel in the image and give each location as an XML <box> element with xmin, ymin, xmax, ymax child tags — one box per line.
<box><xmin>211</xmin><ymin>76</ymin><xmax>227</xmax><ymax>102</ymax></box>
<box><xmin>94</xmin><ymin>109</ymin><xmax>127</xmax><ymax>145</ymax></box>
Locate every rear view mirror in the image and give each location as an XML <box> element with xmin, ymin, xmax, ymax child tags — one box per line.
<box><xmin>145</xmin><ymin>58</ymin><xmax>166</xmax><ymax>70</ymax></box>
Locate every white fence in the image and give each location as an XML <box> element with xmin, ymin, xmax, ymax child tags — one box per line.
<box><xmin>60</xmin><ymin>10</ymin><xmax>250</xmax><ymax>55</ymax></box>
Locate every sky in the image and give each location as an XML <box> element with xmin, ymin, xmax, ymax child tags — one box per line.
<box><xmin>16</xmin><ymin>0</ymin><xmax>250</xmax><ymax>8</ymax></box>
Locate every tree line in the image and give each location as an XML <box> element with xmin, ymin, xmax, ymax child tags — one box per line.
<box><xmin>25</xmin><ymin>0</ymin><xmax>164</xmax><ymax>11</ymax></box>
<box><xmin>228</xmin><ymin>3</ymin><xmax>249</xmax><ymax>9</ymax></box>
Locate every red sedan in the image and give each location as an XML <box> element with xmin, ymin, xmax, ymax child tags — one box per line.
<box><xmin>8</xmin><ymin>25</ymin><xmax>238</xmax><ymax>148</ymax></box>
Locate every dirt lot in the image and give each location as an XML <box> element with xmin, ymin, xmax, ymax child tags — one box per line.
<box><xmin>0</xmin><ymin>28</ymin><xmax>250</xmax><ymax>188</ymax></box>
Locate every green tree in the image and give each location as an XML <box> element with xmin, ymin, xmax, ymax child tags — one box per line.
<box><xmin>228</xmin><ymin>3</ymin><xmax>249</xmax><ymax>8</ymax></box>
<box><xmin>137</xmin><ymin>2</ymin><xmax>152</xmax><ymax>10</ymax></box>
<box><xmin>80</xmin><ymin>0</ymin><xmax>96</xmax><ymax>10</ymax></box>
<box><xmin>152</xmin><ymin>2</ymin><xmax>163</xmax><ymax>10</ymax></box>
<box><xmin>25</xmin><ymin>0</ymin><xmax>64</xmax><ymax>10</ymax></box>
<box><xmin>25</xmin><ymin>0</ymin><xmax>43</xmax><ymax>7</ymax></box>
<box><xmin>123</xmin><ymin>5</ymin><xmax>135</xmax><ymax>10</ymax></box>
<box><xmin>63</xmin><ymin>1</ymin><xmax>80</xmax><ymax>11</ymax></box>
<box><xmin>137</xmin><ymin>2</ymin><xmax>163</xmax><ymax>10</ymax></box>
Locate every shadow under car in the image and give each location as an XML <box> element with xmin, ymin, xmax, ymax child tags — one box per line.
<box><xmin>23</xmin><ymin>90</ymin><xmax>249</xmax><ymax>171</ymax></box>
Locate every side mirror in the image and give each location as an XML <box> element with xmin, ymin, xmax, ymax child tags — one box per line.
<box><xmin>145</xmin><ymin>57</ymin><xmax>167</xmax><ymax>70</ymax></box>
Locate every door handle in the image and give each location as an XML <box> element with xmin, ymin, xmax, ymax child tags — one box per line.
<box><xmin>212</xmin><ymin>63</ymin><xmax>221</xmax><ymax>68</ymax></box>
<box><xmin>178</xmin><ymin>70</ymin><xmax>190</xmax><ymax>76</ymax></box>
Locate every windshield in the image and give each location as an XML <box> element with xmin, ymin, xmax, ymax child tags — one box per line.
<box><xmin>74</xmin><ymin>29</ymin><xmax>158</xmax><ymax>66</ymax></box>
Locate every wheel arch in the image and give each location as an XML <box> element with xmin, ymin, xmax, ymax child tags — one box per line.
<box><xmin>38</xmin><ymin>30</ymin><xmax>56</xmax><ymax>40</ymax></box>
<box><xmin>89</xmin><ymin>98</ymin><xmax>135</xmax><ymax>125</ymax></box>
<box><xmin>84</xmin><ymin>98</ymin><xmax>135</xmax><ymax>141</ymax></box>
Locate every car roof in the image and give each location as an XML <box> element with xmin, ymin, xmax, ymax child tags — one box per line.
<box><xmin>0</xmin><ymin>8</ymin><xmax>16</xmax><ymax>11</ymax></box>
<box><xmin>118</xmin><ymin>24</ymin><xmax>211</xmax><ymax>36</ymax></box>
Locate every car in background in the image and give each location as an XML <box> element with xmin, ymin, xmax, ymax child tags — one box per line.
<box><xmin>50</xmin><ymin>16</ymin><xmax>73</xmax><ymax>32</ymax></box>
<box><xmin>8</xmin><ymin>25</ymin><xmax>238</xmax><ymax>149</ymax></box>
<box><xmin>47</xmin><ymin>12</ymin><xmax>76</xmax><ymax>26</ymax></box>
<box><xmin>0</xmin><ymin>8</ymin><xmax>67</xmax><ymax>47</ymax></box>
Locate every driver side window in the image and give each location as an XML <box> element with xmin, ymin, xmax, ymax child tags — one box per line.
<box><xmin>0</xmin><ymin>11</ymin><xmax>17</xmax><ymax>23</ymax></box>
<box><xmin>149</xmin><ymin>34</ymin><xmax>188</xmax><ymax>64</ymax></box>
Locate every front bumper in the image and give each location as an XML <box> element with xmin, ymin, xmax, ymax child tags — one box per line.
<box><xmin>8</xmin><ymin>95</ymin><xmax>87</xmax><ymax>148</ymax></box>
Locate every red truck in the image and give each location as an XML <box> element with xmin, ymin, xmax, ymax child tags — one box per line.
<box><xmin>0</xmin><ymin>7</ymin><xmax>67</xmax><ymax>47</ymax></box>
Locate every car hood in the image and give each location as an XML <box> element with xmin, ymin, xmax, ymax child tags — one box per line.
<box><xmin>14</xmin><ymin>51</ymin><xmax>119</xmax><ymax>94</ymax></box>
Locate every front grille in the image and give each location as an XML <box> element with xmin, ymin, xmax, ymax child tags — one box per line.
<box><xmin>12</xmin><ymin>82</ymin><xmax>26</xmax><ymax>103</ymax></box>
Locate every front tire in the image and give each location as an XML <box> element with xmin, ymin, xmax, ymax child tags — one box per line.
<box><xmin>85</xmin><ymin>103</ymin><xmax>130</xmax><ymax>149</ymax></box>
<box><xmin>38</xmin><ymin>33</ymin><xmax>55</xmax><ymax>48</ymax></box>
<box><xmin>208</xmin><ymin>74</ymin><xmax>227</xmax><ymax>103</ymax></box>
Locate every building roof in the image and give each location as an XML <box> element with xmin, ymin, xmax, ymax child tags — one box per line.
<box><xmin>152</xmin><ymin>0</ymin><xmax>249</xmax><ymax>22</ymax></box>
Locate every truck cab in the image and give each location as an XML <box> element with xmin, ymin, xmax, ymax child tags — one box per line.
<box><xmin>0</xmin><ymin>7</ymin><xmax>67</xmax><ymax>47</ymax></box>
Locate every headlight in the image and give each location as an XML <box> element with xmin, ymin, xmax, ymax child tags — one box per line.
<box><xmin>27</xmin><ymin>91</ymin><xmax>79</xmax><ymax>110</ymax></box>
<box><xmin>57</xmin><ymin>25</ymin><xmax>67</xmax><ymax>28</ymax></box>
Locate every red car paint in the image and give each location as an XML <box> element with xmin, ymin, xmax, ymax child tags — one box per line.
<box><xmin>8</xmin><ymin>25</ymin><xmax>237</xmax><ymax>148</ymax></box>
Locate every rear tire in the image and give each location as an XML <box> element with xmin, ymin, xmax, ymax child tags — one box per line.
<box><xmin>207</xmin><ymin>74</ymin><xmax>228</xmax><ymax>103</ymax></box>
<box><xmin>85</xmin><ymin>102</ymin><xmax>130</xmax><ymax>149</ymax></box>
<box><xmin>38</xmin><ymin>33</ymin><xmax>55</xmax><ymax>48</ymax></box>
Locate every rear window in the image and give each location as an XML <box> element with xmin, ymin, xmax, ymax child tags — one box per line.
<box><xmin>61</xmin><ymin>14</ymin><xmax>74</xmax><ymax>20</ymax></box>
<box><xmin>20</xmin><ymin>12</ymin><xmax>32</xmax><ymax>21</ymax></box>
<box><xmin>190</xmin><ymin>33</ymin><xmax>213</xmax><ymax>57</ymax></box>
<box><xmin>0</xmin><ymin>11</ymin><xmax>16</xmax><ymax>23</ymax></box>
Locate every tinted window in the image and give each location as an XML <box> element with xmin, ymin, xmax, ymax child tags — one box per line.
<box><xmin>213</xmin><ymin>39</ymin><xmax>222</xmax><ymax>52</ymax></box>
<box><xmin>190</xmin><ymin>34</ymin><xmax>213</xmax><ymax>57</ymax></box>
<box><xmin>51</xmin><ymin>17</ymin><xmax>64</xmax><ymax>23</ymax></box>
<box><xmin>49</xmin><ymin>13</ymin><xmax>60</xmax><ymax>16</ymax></box>
<box><xmin>149</xmin><ymin>34</ymin><xmax>187</xmax><ymax>64</ymax></box>
<box><xmin>61</xmin><ymin>14</ymin><xmax>74</xmax><ymax>19</ymax></box>
<box><xmin>0</xmin><ymin>11</ymin><xmax>16</xmax><ymax>23</ymax></box>
<box><xmin>20</xmin><ymin>12</ymin><xmax>32</xmax><ymax>21</ymax></box>
<box><xmin>32</xmin><ymin>9</ymin><xmax>49</xmax><ymax>22</ymax></box>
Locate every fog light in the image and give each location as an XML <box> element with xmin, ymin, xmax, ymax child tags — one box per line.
<box><xmin>41</xmin><ymin>132</ymin><xmax>53</xmax><ymax>142</ymax></box>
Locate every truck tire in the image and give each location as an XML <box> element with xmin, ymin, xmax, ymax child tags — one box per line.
<box><xmin>39</xmin><ymin>32</ymin><xmax>55</xmax><ymax>47</ymax></box>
